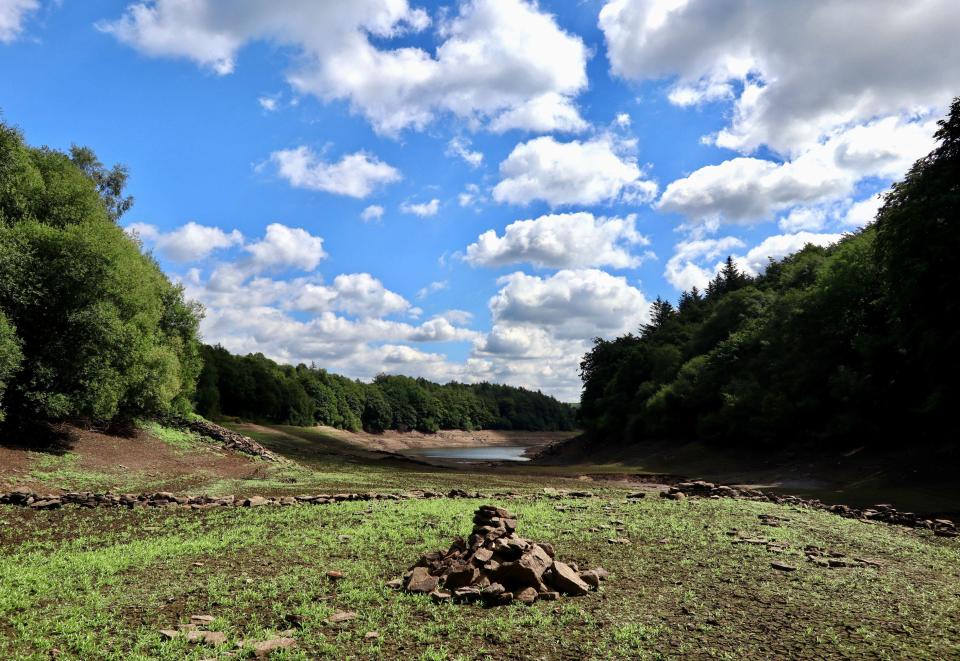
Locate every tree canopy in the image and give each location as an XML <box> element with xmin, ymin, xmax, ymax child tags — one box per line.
<box><xmin>194</xmin><ymin>344</ymin><xmax>577</xmax><ymax>433</ymax></box>
<box><xmin>0</xmin><ymin>122</ymin><xmax>202</xmax><ymax>426</ymax></box>
<box><xmin>579</xmin><ymin>100</ymin><xmax>960</xmax><ymax>447</ymax></box>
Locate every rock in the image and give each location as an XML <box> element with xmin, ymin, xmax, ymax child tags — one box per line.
<box><xmin>578</xmin><ymin>570</ymin><xmax>601</xmax><ymax>589</ymax></box>
<box><xmin>515</xmin><ymin>587</ymin><xmax>538</xmax><ymax>604</ymax></box>
<box><xmin>607</xmin><ymin>537</ymin><xmax>631</xmax><ymax>545</ymax></box>
<box><xmin>549</xmin><ymin>561</ymin><xmax>590</xmax><ymax>596</ymax></box>
<box><xmin>771</xmin><ymin>561</ymin><xmax>797</xmax><ymax>572</ymax></box>
<box><xmin>444</xmin><ymin>564</ymin><xmax>479</xmax><ymax>589</ymax></box>
<box><xmin>190</xmin><ymin>615</ymin><xmax>216</xmax><ymax>625</ymax></box>
<box><xmin>327</xmin><ymin>570</ymin><xmax>344</xmax><ymax>580</ymax></box>
<box><xmin>186</xmin><ymin>631</ymin><xmax>227</xmax><ymax>646</ymax></box>
<box><xmin>453</xmin><ymin>586</ymin><xmax>481</xmax><ymax>601</ymax></box>
<box><xmin>159</xmin><ymin>629</ymin><xmax>180</xmax><ymax>640</ymax></box>
<box><xmin>364</xmin><ymin>631</ymin><xmax>380</xmax><ymax>641</ymax></box>
<box><xmin>385</xmin><ymin>578</ymin><xmax>404</xmax><ymax>590</ymax></box>
<box><xmin>666</xmin><ymin>492</ymin><xmax>687</xmax><ymax>501</ymax></box>
<box><xmin>539</xmin><ymin>591</ymin><xmax>559</xmax><ymax>601</ymax></box>
<box><xmin>326</xmin><ymin>610</ymin><xmax>357</xmax><ymax>624</ymax></box>
<box><xmin>627</xmin><ymin>492</ymin><xmax>646</xmax><ymax>499</ymax></box>
<box><xmin>591</xmin><ymin>567</ymin><xmax>610</xmax><ymax>581</ymax></box>
<box><xmin>430</xmin><ymin>590</ymin><xmax>452</xmax><ymax>603</ymax></box>
<box><xmin>243</xmin><ymin>496</ymin><xmax>268</xmax><ymax>507</ymax></box>
<box><xmin>473</xmin><ymin>548</ymin><xmax>494</xmax><ymax>563</ymax></box>
<box><xmin>252</xmin><ymin>637</ymin><xmax>296</xmax><ymax>658</ymax></box>
<box><xmin>406</xmin><ymin>567</ymin><xmax>439</xmax><ymax>593</ymax></box>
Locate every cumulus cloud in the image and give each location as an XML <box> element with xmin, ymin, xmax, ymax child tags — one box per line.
<box><xmin>465</xmin><ymin>212</ymin><xmax>650</xmax><ymax>269</ymax></box>
<box><xmin>291</xmin><ymin>273</ymin><xmax>410</xmax><ymax>318</ymax></box>
<box><xmin>125</xmin><ymin>221</ymin><xmax>243</xmax><ymax>262</ymax></box>
<box><xmin>657</xmin><ymin>117</ymin><xmax>936</xmax><ymax>226</ymax></box>
<box><xmin>0</xmin><ymin>0</ymin><xmax>38</xmax><ymax>43</ymax></box>
<box><xmin>493</xmin><ymin>136</ymin><xmax>658</xmax><ymax>207</ymax></box>
<box><xmin>664</xmin><ymin>231</ymin><xmax>844</xmax><ymax>291</ymax></box>
<box><xmin>599</xmin><ymin>0</ymin><xmax>960</xmax><ymax>154</ymax></box>
<box><xmin>360</xmin><ymin>205</ymin><xmax>384</xmax><ymax>222</ymax></box>
<box><xmin>101</xmin><ymin>0</ymin><xmax>589</xmax><ymax>135</ymax></box>
<box><xmin>842</xmin><ymin>194</ymin><xmax>884</xmax><ymax>227</ymax></box>
<box><xmin>489</xmin><ymin>269</ymin><xmax>649</xmax><ymax>340</ymax></box>
<box><xmin>401</xmin><ymin>198</ymin><xmax>440</xmax><ymax>217</ymax></box>
<box><xmin>258</xmin><ymin>95</ymin><xmax>279</xmax><ymax>111</ymax></box>
<box><xmin>271</xmin><ymin>146</ymin><xmax>401</xmax><ymax>198</ymax></box>
<box><xmin>243</xmin><ymin>223</ymin><xmax>327</xmax><ymax>272</ymax></box>
<box><xmin>446</xmin><ymin>137</ymin><xmax>483</xmax><ymax>167</ymax></box>
<box><xmin>416</xmin><ymin>280</ymin><xmax>448</xmax><ymax>300</ymax></box>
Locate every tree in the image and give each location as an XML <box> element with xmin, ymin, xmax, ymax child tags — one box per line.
<box><xmin>0</xmin><ymin>122</ymin><xmax>202</xmax><ymax>426</ymax></box>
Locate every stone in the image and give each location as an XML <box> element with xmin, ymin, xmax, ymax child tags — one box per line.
<box><xmin>364</xmin><ymin>631</ymin><xmax>380</xmax><ymax>641</ymax></box>
<box><xmin>627</xmin><ymin>492</ymin><xmax>646</xmax><ymax>499</ymax></box>
<box><xmin>493</xmin><ymin>545</ymin><xmax>552</xmax><ymax>590</ymax></box>
<box><xmin>252</xmin><ymin>637</ymin><xmax>296</xmax><ymax>658</ymax></box>
<box><xmin>666</xmin><ymin>492</ymin><xmax>686</xmax><ymax>501</ymax></box>
<box><xmin>515</xmin><ymin>587</ymin><xmax>538</xmax><ymax>604</ymax></box>
<box><xmin>243</xmin><ymin>496</ymin><xmax>268</xmax><ymax>507</ymax></box>
<box><xmin>771</xmin><ymin>561</ymin><xmax>797</xmax><ymax>572</ymax></box>
<box><xmin>444</xmin><ymin>564</ymin><xmax>479</xmax><ymax>589</ymax></box>
<box><xmin>190</xmin><ymin>615</ymin><xmax>216</xmax><ymax>625</ymax></box>
<box><xmin>592</xmin><ymin>567</ymin><xmax>610</xmax><ymax>581</ymax></box>
<box><xmin>159</xmin><ymin>629</ymin><xmax>180</xmax><ymax>640</ymax></box>
<box><xmin>549</xmin><ymin>561</ymin><xmax>590</xmax><ymax>596</ymax></box>
<box><xmin>453</xmin><ymin>586</ymin><xmax>481</xmax><ymax>601</ymax></box>
<box><xmin>186</xmin><ymin>631</ymin><xmax>227</xmax><ymax>646</ymax></box>
<box><xmin>326</xmin><ymin>610</ymin><xmax>357</xmax><ymax>624</ymax></box>
<box><xmin>578</xmin><ymin>570</ymin><xmax>601</xmax><ymax>589</ymax></box>
<box><xmin>385</xmin><ymin>578</ymin><xmax>404</xmax><ymax>589</ymax></box>
<box><xmin>539</xmin><ymin>591</ymin><xmax>559</xmax><ymax>601</ymax></box>
<box><xmin>473</xmin><ymin>548</ymin><xmax>493</xmax><ymax>563</ymax></box>
<box><xmin>327</xmin><ymin>570</ymin><xmax>344</xmax><ymax>580</ymax></box>
<box><xmin>536</xmin><ymin>542</ymin><xmax>555</xmax><ymax>558</ymax></box>
<box><xmin>430</xmin><ymin>590</ymin><xmax>452</xmax><ymax>603</ymax></box>
<box><xmin>406</xmin><ymin>567</ymin><xmax>439</xmax><ymax>593</ymax></box>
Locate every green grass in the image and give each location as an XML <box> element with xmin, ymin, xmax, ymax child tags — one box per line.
<box><xmin>1</xmin><ymin>495</ymin><xmax>957</xmax><ymax>660</ymax></box>
<box><xmin>137</xmin><ymin>421</ymin><xmax>211</xmax><ymax>452</ymax></box>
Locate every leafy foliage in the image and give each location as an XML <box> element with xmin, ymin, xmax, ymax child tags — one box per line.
<box><xmin>580</xmin><ymin>101</ymin><xmax>960</xmax><ymax>446</ymax></box>
<box><xmin>194</xmin><ymin>344</ymin><xmax>577</xmax><ymax>432</ymax></box>
<box><xmin>0</xmin><ymin>122</ymin><xmax>202</xmax><ymax>425</ymax></box>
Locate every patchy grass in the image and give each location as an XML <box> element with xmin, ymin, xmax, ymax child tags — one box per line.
<box><xmin>1</xmin><ymin>495</ymin><xmax>958</xmax><ymax>660</ymax></box>
<box><xmin>137</xmin><ymin>421</ymin><xmax>211</xmax><ymax>453</ymax></box>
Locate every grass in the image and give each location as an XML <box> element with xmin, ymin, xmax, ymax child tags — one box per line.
<box><xmin>2</xmin><ymin>495</ymin><xmax>958</xmax><ymax>660</ymax></box>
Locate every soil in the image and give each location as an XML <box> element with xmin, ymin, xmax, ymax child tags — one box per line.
<box><xmin>304</xmin><ymin>426</ymin><xmax>579</xmax><ymax>453</ymax></box>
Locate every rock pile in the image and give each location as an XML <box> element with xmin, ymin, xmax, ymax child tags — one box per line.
<box><xmin>172</xmin><ymin>418</ymin><xmax>282</xmax><ymax>462</ymax></box>
<box><xmin>663</xmin><ymin>480</ymin><xmax>958</xmax><ymax>536</ymax></box>
<box><xmin>398</xmin><ymin>505</ymin><xmax>608</xmax><ymax>606</ymax></box>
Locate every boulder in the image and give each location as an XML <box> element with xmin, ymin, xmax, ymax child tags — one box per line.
<box><xmin>515</xmin><ymin>587</ymin><xmax>538</xmax><ymax>604</ymax></box>
<box><xmin>406</xmin><ymin>567</ymin><xmax>439</xmax><ymax>593</ymax></box>
<box><xmin>549</xmin><ymin>561</ymin><xmax>590</xmax><ymax>596</ymax></box>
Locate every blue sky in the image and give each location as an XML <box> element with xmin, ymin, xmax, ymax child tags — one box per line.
<box><xmin>1</xmin><ymin>0</ymin><xmax>954</xmax><ymax>400</ymax></box>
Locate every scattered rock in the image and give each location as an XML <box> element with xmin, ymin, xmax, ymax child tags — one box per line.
<box><xmin>159</xmin><ymin>629</ymin><xmax>180</xmax><ymax>640</ymax></box>
<box><xmin>326</xmin><ymin>570</ymin><xmax>344</xmax><ymax>580</ymax></box>
<box><xmin>550</xmin><ymin>561</ymin><xmax>591</xmax><ymax>596</ymax></box>
<box><xmin>252</xmin><ymin>637</ymin><xmax>296</xmax><ymax>658</ymax></box>
<box><xmin>515</xmin><ymin>586</ymin><xmax>538</xmax><ymax>604</ymax></box>
<box><xmin>364</xmin><ymin>631</ymin><xmax>380</xmax><ymax>641</ymax></box>
<box><xmin>326</xmin><ymin>610</ymin><xmax>357</xmax><ymax>624</ymax></box>
<box><xmin>406</xmin><ymin>567</ymin><xmax>439</xmax><ymax>593</ymax></box>
<box><xmin>770</xmin><ymin>561</ymin><xmax>797</xmax><ymax>572</ymax></box>
<box><xmin>190</xmin><ymin>615</ymin><xmax>216</xmax><ymax>625</ymax></box>
<box><xmin>186</xmin><ymin>631</ymin><xmax>227</xmax><ymax>646</ymax></box>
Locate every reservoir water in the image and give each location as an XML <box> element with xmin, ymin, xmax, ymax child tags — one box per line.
<box><xmin>404</xmin><ymin>446</ymin><xmax>532</xmax><ymax>462</ymax></box>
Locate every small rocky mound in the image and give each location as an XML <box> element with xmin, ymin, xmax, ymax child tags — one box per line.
<box><xmin>397</xmin><ymin>505</ymin><xmax>608</xmax><ymax>606</ymax></box>
<box><xmin>169</xmin><ymin>417</ymin><xmax>282</xmax><ymax>462</ymax></box>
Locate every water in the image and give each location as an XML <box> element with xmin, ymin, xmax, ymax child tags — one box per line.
<box><xmin>404</xmin><ymin>446</ymin><xmax>532</xmax><ymax>462</ymax></box>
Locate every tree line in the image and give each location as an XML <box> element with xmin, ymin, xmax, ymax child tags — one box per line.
<box><xmin>194</xmin><ymin>344</ymin><xmax>577</xmax><ymax>432</ymax></box>
<box><xmin>579</xmin><ymin>99</ymin><xmax>960</xmax><ymax>447</ymax></box>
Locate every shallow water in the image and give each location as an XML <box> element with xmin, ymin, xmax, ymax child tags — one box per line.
<box><xmin>403</xmin><ymin>446</ymin><xmax>532</xmax><ymax>462</ymax></box>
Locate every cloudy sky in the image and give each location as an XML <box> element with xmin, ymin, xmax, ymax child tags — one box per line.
<box><xmin>1</xmin><ymin>0</ymin><xmax>956</xmax><ymax>400</ymax></box>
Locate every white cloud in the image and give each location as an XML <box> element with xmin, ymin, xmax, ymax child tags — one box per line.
<box><xmin>465</xmin><ymin>212</ymin><xmax>650</xmax><ymax>269</ymax></box>
<box><xmin>487</xmin><ymin>92</ymin><xmax>589</xmax><ymax>134</ymax></box>
<box><xmin>258</xmin><ymin>96</ymin><xmax>279</xmax><ymax>112</ymax></box>
<box><xmin>657</xmin><ymin>117</ymin><xmax>936</xmax><ymax>226</ymax></box>
<box><xmin>614</xmin><ymin>112</ymin><xmax>631</xmax><ymax>128</ymax></box>
<box><xmin>493</xmin><ymin>135</ymin><xmax>658</xmax><ymax>207</ymax></box>
<box><xmin>0</xmin><ymin>0</ymin><xmax>38</xmax><ymax>43</ymax></box>
<box><xmin>416</xmin><ymin>280</ymin><xmax>448</xmax><ymax>300</ymax></box>
<box><xmin>360</xmin><ymin>204</ymin><xmax>384</xmax><ymax>222</ymax></box>
<box><xmin>458</xmin><ymin>183</ymin><xmax>484</xmax><ymax>208</ymax></box>
<box><xmin>245</xmin><ymin>223</ymin><xmax>326</xmax><ymax>272</ymax></box>
<box><xmin>401</xmin><ymin>198</ymin><xmax>440</xmax><ymax>217</ymax></box>
<box><xmin>664</xmin><ymin>236</ymin><xmax>745</xmax><ymax>291</ymax></box>
<box><xmin>102</xmin><ymin>0</ymin><xmax>589</xmax><ymax>135</ymax></box>
<box><xmin>489</xmin><ymin>269</ymin><xmax>649</xmax><ymax>340</ymax></box>
<box><xmin>842</xmin><ymin>194</ymin><xmax>884</xmax><ymax>227</ymax></box>
<box><xmin>664</xmin><ymin>231</ymin><xmax>844</xmax><ymax>291</ymax></box>
<box><xmin>271</xmin><ymin>146</ymin><xmax>401</xmax><ymax>198</ymax></box>
<box><xmin>124</xmin><ymin>221</ymin><xmax>243</xmax><ymax>262</ymax></box>
<box><xmin>737</xmin><ymin>232</ymin><xmax>843</xmax><ymax>275</ymax></box>
<box><xmin>778</xmin><ymin>208</ymin><xmax>827</xmax><ymax>233</ymax></box>
<box><xmin>446</xmin><ymin>137</ymin><xmax>483</xmax><ymax>167</ymax></box>
<box><xmin>599</xmin><ymin>0</ymin><xmax>960</xmax><ymax>154</ymax></box>
<box><xmin>292</xmin><ymin>273</ymin><xmax>410</xmax><ymax>318</ymax></box>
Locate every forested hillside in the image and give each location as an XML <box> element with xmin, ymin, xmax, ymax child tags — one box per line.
<box><xmin>194</xmin><ymin>345</ymin><xmax>577</xmax><ymax>433</ymax></box>
<box><xmin>0</xmin><ymin>123</ymin><xmax>202</xmax><ymax>427</ymax></box>
<box><xmin>580</xmin><ymin>99</ymin><xmax>960</xmax><ymax>446</ymax></box>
